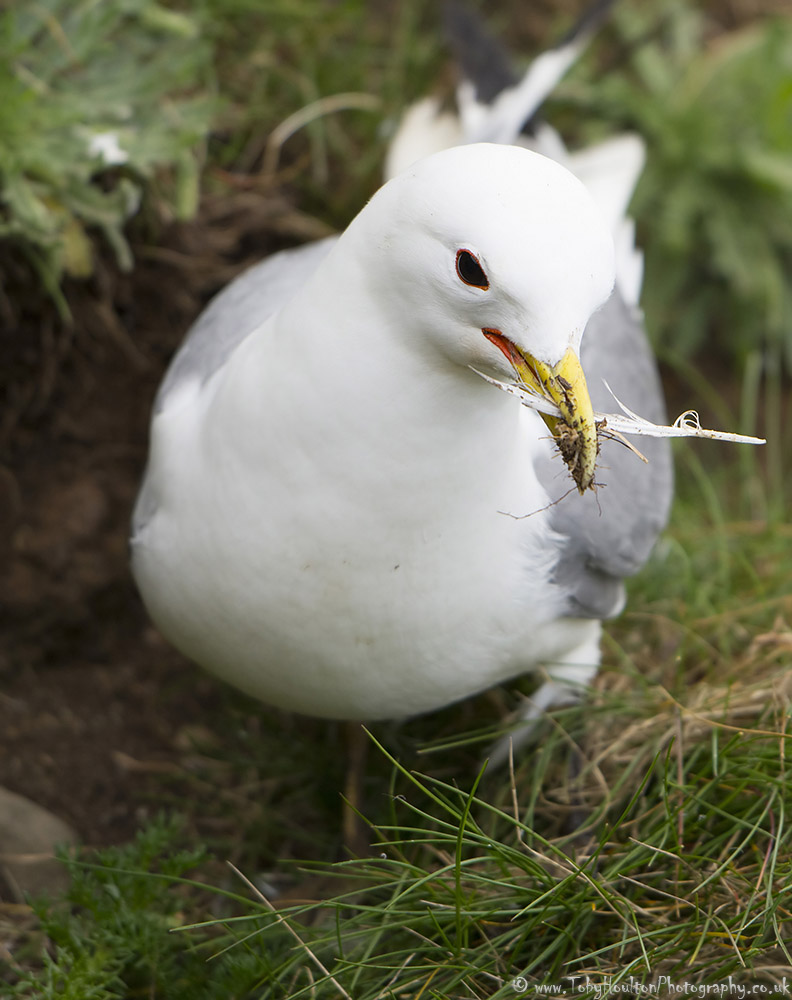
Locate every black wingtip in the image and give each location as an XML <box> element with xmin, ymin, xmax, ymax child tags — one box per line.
<box><xmin>442</xmin><ymin>0</ymin><xmax>617</xmax><ymax>115</ymax></box>
<box><xmin>442</xmin><ymin>0</ymin><xmax>519</xmax><ymax>104</ymax></box>
<box><xmin>558</xmin><ymin>0</ymin><xmax>618</xmax><ymax>47</ymax></box>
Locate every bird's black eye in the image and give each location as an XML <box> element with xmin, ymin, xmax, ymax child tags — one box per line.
<box><xmin>455</xmin><ymin>249</ymin><xmax>489</xmax><ymax>289</ymax></box>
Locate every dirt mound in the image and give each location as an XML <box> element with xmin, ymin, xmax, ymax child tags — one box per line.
<box><xmin>0</xmin><ymin>185</ymin><xmax>327</xmax><ymax>847</ymax></box>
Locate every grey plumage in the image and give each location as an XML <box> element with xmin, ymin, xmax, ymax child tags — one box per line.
<box><xmin>539</xmin><ymin>291</ymin><xmax>673</xmax><ymax>620</ymax></box>
<box><xmin>152</xmin><ymin>237</ymin><xmax>336</xmax><ymax>414</ymax></box>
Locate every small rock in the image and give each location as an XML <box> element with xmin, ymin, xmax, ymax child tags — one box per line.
<box><xmin>0</xmin><ymin>786</ymin><xmax>78</xmax><ymax>901</ymax></box>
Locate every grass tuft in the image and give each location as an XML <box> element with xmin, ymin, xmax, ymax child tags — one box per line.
<box><xmin>8</xmin><ymin>647</ymin><xmax>791</xmax><ymax>997</ymax></box>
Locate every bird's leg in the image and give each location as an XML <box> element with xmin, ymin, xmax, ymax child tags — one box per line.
<box><xmin>487</xmin><ymin>622</ymin><xmax>602</xmax><ymax>768</ymax></box>
<box><xmin>342</xmin><ymin>721</ymin><xmax>369</xmax><ymax>856</ymax></box>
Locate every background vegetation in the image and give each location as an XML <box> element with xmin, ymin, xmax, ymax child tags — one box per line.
<box><xmin>2</xmin><ymin>0</ymin><xmax>790</xmax><ymax>996</ymax></box>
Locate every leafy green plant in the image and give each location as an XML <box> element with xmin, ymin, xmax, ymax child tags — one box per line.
<box><xmin>6</xmin><ymin>815</ymin><xmax>213</xmax><ymax>999</ymax></box>
<box><xmin>0</xmin><ymin>0</ymin><xmax>215</xmax><ymax>311</ymax></box>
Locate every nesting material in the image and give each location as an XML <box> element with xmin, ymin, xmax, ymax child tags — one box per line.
<box><xmin>474</xmin><ymin>369</ymin><xmax>766</xmax><ymax>492</ymax></box>
<box><xmin>554</xmin><ymin>419</ymin><xmax>594</xmax><ymax>490</ymax></box>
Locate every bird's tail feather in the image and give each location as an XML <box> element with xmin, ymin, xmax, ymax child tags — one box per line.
<box><xmin>450</xmin><ymin>0</ymin><xmax>617</xmax><ymax>145</ymax></box>
<box><xmin>384</xmin><ymin>0</ymin><xmax>645</xmax><ymax>302</ymax></box>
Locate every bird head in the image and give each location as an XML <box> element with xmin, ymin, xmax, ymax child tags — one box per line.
<box><xmin>355</xmin><ymin>143</ymin><xmax>616</xmax><ymax>491</ymax></box>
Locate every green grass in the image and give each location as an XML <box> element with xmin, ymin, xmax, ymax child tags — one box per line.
<box><xmin>6</xmin><ymin>645</ymin><xmax>791</xmax><ymax>996</ymax></box>
<box><xmin>193</xmin><ymin>0</ymin><xmax>442</xmax><ymax>222</ymax></box>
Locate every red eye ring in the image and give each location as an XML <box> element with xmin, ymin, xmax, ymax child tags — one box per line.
<box><xmin>455</xmin><ymin>249</ymin><xmax>489</xmax><ymax>289</ymax></box>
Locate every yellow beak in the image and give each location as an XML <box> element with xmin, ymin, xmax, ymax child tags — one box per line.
<box><xmin>483</xmin><ymin>332</ymin><xmax>598</xmax><ymax>493</ymax></box>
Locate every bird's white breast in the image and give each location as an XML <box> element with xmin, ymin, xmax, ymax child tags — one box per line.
<box><xmin>132</xmin><ymin>309</ymin><xmax>573</xmax><ymax>720</ymax></box>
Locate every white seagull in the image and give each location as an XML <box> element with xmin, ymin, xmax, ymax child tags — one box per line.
<box><xmin>131</xmin><ymin>3</ymin><xmax>676</xmax><ymax>744</ymax></box>
<box><xmin>131</xmin><ymin>142</ymin><xmax>671</xmax><ymax>729</ymax></box>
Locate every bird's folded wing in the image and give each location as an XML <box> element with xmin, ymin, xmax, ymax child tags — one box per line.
<box><xmin>534</xmin><ymin>290</ymin><xmax>674</xmax><ymax>619</ymax></box>
<box><xmin>154</xmin><ymin>236</ymin><xmax>337</xmax><ymax>415</ymax></box>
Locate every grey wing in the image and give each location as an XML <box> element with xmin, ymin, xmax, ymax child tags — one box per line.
<box><xmin>154</xmin><ymin>235</ymin><xmax>338</xmax><ymax>414</ymax></box>
<box><xmin>536</xmin><ymin>290</ymin><xmax>674</xmax><ymax>619</ymax></box>
<box><xmin>132</xmin><ymin>236</ymin><xmax>337</xmax><ymax>538</ymax></box>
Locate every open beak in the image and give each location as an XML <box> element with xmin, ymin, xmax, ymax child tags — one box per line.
<box><xmin>483</xmin><ymin>330</ymin><xmax>598</xmax><ymax>493</ymax></box>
